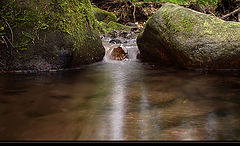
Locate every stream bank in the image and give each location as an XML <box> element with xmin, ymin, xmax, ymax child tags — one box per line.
<box><xmin>1</xmin><ymin>0</ymin><xmax>240</xmax><ymax>73</ymax></box>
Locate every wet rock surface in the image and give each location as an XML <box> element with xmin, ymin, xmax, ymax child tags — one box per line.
<box><xmin>108</xmin><ymin>47</ymin><xmax>128</xmax><ymax>61</ymax></box>
<box><xmin>137</xmin><ymin>3</ymin><xmax>240</xmax><ymax>70</ymax></box>
<box><xmin>109</xmin><ymin>39</ymin><xmax>122</xmax><ymax>44</ymax></box>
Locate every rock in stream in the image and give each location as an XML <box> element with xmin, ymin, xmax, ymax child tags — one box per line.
<box><xmin>137</xmin><ymin>3</ymin><xmax>240</xmax><ymax>70</ymax></box>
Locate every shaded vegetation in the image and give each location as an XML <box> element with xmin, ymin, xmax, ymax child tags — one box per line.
<box><xmin>91</xmin><ymin>0</ymin><xmax>240</xmax><ymax>23</ymax></box>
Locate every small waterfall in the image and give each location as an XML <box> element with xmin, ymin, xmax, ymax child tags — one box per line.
<box><xmin>101</xmin><ymin>34</ymin><xmax>140</xmax><ymax>63</ymax></box>
<box><xmin>123</xmin><ymin>41</ymin><xmax>140</xmax><ymax>60</ymax></box>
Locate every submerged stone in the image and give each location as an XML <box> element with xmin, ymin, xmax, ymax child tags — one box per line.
<box><xmin>137</xmin><ymin>3</ymin><xmax>240</xmax><ymax>70</ymax></box>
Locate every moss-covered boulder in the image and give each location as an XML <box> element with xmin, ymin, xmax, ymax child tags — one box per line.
<box><xmin>137</xmin><ymin>3</ymin><xmax>240</xmax><ymax>70</ymax></box>
<box><xmin>91</xmin><ymin>6</ymin><xmax>131</xmax><ymax>35</ymax></box>
<box><xmin>92</xmin><ymin>6</ymin><xmax>118</xmax><ymax>23</ymax></box>
<box><xmin>0</xmin><ymin>0</ymin><xmax>105</xmax><ymax>71</ymax></box>
<box><xmin>98</xmin><ymin>21</ymin><xmax>131</xmax><ymax>35</ymax></box>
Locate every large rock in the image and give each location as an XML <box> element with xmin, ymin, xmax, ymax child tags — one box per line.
<box><xmin>137</xmin><ymin>3</ymin><xmax>240</xmax><ymax>70</ymax></box>
<box><xmin>0</xmin><ymin>0</ymin><xmax>105</xmax><ymax>71</ymax></box>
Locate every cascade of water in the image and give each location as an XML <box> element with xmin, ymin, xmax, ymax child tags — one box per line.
<box><xmin>102</xmin><ymin>36</ymin><xmax>140</xmax><ymax>63</ymax></box>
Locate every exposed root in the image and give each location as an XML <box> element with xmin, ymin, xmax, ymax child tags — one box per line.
<box><xmin>221</xmin><ymin>7</ymin><xmax>240</xmax><ymax>20</ymax></box>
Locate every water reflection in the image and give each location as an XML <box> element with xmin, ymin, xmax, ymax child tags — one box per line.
<box><xmin>206</xmin><ymin>112</ymin><xmax>218</xmax><ymax>140</ymax></box>
<box><xmin>1</xmin><ymin>62</ymin><xmax>240</xmax><ymax>140</ymax></box>
<box><xmin>109</xmin><ymin>64</ymin><xmax>127</xmax><ymax>140</ymax></box>
<box><xmin>139</xmin><ymin>85</ymin><xmax>151</xmax><ymax>139</ymax></box>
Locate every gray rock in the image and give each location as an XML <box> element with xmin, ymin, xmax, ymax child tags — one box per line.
<box><xmin>137</xmin><ymin>3</ymin><xmax>240</xmax><ymax>70</ymax></box>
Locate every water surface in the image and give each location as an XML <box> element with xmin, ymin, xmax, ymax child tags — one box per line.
<box><xmin>1</xmin><ymin>36</ymin><xmax>240</xmax><ymax>141</ymax></box>
<box><xmin>1</xmin><ymin>60</ymin><xmax>240</xmax><ymax>140</ymax></box>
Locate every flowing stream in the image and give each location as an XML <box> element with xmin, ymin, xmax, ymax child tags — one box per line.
<box><xmin>1</xmin><ymin>35</ymin><xmax>240</xmax><ymax>140</ymax></box>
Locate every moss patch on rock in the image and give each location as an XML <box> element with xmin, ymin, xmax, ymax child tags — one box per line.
<box><xmin>92</xmin><ymin>5</ymin><xmax>118</xmax><ymax>23</ymax></box>
<box><xmin>97</xmin><ymin>21</ymin><xmax>131</xmax><ymax>35</ymax></box>
<box><xmin>91</xmin><ymin>7</ymin><xmax>131</xmax><ymax>35</ymax></box>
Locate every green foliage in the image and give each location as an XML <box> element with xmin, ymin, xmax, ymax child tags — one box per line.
<box><xmin>21</xmin><ymin>31</ymin><xmax>33</xmax><ymax>40</ymax></box>
<box><xmin>0</xmin><ymin>0</ymin><xmax>52</xmax><ymax>51</ymax></box>
<box><xmin>196</xmin><ymin>0</ymin><xmax>218</xmax><ymax>6</ymax></box>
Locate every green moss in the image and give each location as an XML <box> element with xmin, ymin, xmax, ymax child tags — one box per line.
<box><xmin>0</xmin><ymin>0</ymin><xmax>105</xmax><ymax>68</ymax></box>
<box><xmin>98</xmin><ymin>21</ymin><xmax>131</xmax><ymax>35</ymax></box>
<box><xmin>49</xmin><ymin>0</ymin><xmax>99</xmax><ymax>46</ymax></box>
<box><xmin>198</xmin><ymin>33</ymin><xmax>204</xmax><ymax>38</ymax></box>
<box><xmin>108</xmin><ymin>21</ymin><xmax>131</xmax><ymax>31</ymax></box>
<box><xmin>91</xmin><ymin>6</ymin><xmax>131</xmax><ymax>35</ymax></box>
<box><xmin>92</xmin><ymin>6</ymin><xmax>118</xmax><ymax>23</ymax></box>
<box><xmin>0</xmin><ymin>0</ymin><xmax>101</xmax><ymax>52</ymax></box>
<box><xmin>162</xmin><ymin>14</ymin><xmax>181</xmax><ymax>33</ymax></box>
<box><xmin>181</xmin><ymin>17</ymin><xmax>194</xmax><ymax>32</ymax></box>
<box><xmin>156</xmin><ymin>3</ymin><xmax>240</xmax><ymax>42</ymax></box>
<box><xmin>161</xmin><ymin>5</ymin><xmax>194</xmax><ymax>34</ymax></box>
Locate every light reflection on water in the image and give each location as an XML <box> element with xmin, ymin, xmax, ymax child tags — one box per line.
<box><xmin>109</xmin><ymin>64</ymin><xmax>127</xmax><ymax>140</ymax></box>
<box><xmin>139</xmin><ymin>85</ymin><xmax>151</xmax><ymax>140</ymax></box>
<box><xmin>206</xmin><ymin>112</ymin><xmax>217</xmax><ymax>140</ymax></box>
<box><xmin>1</xmin><ymin>60</ymin><xmax>240</xmax><ymax>140</ymax></box>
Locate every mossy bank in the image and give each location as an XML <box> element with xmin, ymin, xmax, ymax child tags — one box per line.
<box><xmin>92</xmin><ymin>6</ymin><xmax>118</xmax><ymax>24</ymax></box>
<box><xmin>0</xmin><ymin>0</ymin><xmax>105</xmax><ymax>71</ymax></box>
<box><xmin>137</xmin><ymin>3</ymin><xmax>240</xmax><ymax>70</ymax></box>
<box><xmin>92</xmin><ymin>5</ymin><xmax>131</xmax><ymax>35</ymax></box>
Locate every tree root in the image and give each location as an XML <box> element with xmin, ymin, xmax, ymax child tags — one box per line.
<box><xmin>221</xmin><ymin>7</ymin><xmax>240</xmax><ymax>20</ymax></box>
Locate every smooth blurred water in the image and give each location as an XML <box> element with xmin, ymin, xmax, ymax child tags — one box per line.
<box><xmin>1</xmin><ymin>60</ymin><xmax>240</xmax><ymax>140</ymax></box>
<box><xmin>1</xmin><ymin>36</ymin><xmax>240</xmax><ymax>141</ymax></box>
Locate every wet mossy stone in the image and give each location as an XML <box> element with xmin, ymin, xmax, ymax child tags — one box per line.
<box><xmin>137</xmin><ymin>3</ymin><xmax>240</xmax><ymax>70</ymax></box>
<box><xmin>92</xmin><ymin>6</ymin><xmax>118</xmax><ymax>23</ymax></box>
<box><xmin>92</xmin><ymin>6</ymin><xmax>131</xmax><ymax>35</ymax></box>
<box><xmin>98</xmin><ymin>21</ymin><xmax>131</xmax><ymax>35</ymax></box>
<box><xmin>0</xmin><ymin>0</ymin><xmax>105</xmax><ymax>71</ymax></box>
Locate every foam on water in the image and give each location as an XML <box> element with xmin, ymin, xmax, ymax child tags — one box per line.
<box><xmin>102</xmin><ymin>35</ymin><xmax>140</xmax><ymax>63</ymax></box>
